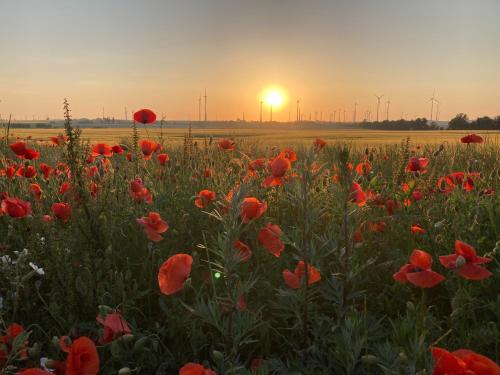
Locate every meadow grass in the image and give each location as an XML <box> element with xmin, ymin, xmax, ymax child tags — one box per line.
<box><xmin>0</xmin><ymin>129</ymin><xmax>498</xmax><ymax>374</ymax></box>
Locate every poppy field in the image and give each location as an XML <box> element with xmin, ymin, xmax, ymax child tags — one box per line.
<box><xmin>0</xmin><ymin>107</ymin><xmax>499</xmax><ymax>375</ymax></box>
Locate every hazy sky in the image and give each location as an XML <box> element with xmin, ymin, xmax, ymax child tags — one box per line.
<box><xmin>1</xmin><ymin>0</ymin><xmax>499</xmax><ymax>121</ymax></box>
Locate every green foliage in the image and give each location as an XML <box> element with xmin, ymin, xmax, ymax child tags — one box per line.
<box><xmin>0</xmin><ymin>126</ymin><xmax>499</xmax><ymax>374</ymax></box>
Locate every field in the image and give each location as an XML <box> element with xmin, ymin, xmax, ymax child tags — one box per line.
<box><xmin>0</xmin><ymin>122</ymin><xmax>499</xmax><ymax>374</ymax></box>
<box><xmin>9</xmin><ymin>126</ymin><xmax>500</xmax><ymax>146</ymax></box>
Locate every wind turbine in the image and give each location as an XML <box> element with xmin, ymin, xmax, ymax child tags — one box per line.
<box><xmin>428</xmin><ymin>90</ymin><xmax>438</xmax><ymax>122</ymax></box>
<box><xmin>375</xmin><ymin>94</ymin><xmax>384</xmax><ymax>122</ymax></box>
<box><xmin>435</xmin><ymin>100</ymin><xmax>441</xmax><ymax>122</ymax></box>
<box><xmin>385</xmin><ymin>98</ymin><xmax>391</xmax><ymax>121</ymax></box>
<box><xmin>353</xmin><ymin>101</ymin><xmax>358</xmax><ymax>123</ymax></box>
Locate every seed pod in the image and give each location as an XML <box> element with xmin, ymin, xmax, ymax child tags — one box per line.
<box><xmin>118</xmin><ymin>367</ymin><xmax>132</xmax><ymax>375</ymax></box>
<box><xmin>212</xmin><ymin>350</ymin><xmax>224</xmax><ymax>362</ymax></box>
<box><xmin>133</xmin><ymin>336</ymin><xmax>148</xmax><ymax>352</ymax></box>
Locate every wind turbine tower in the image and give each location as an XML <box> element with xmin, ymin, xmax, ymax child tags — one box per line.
<box><xmin>204</xmin><ymin>89</ymin><xmax>207</xmax><ymax>122</ymax></box>
<box><xmin>428</xmin><ymin>90</ymin><xmax>438</xmax><ymax>122</ymax></box>
<box><xmin>375</xmin><ymin>94</ymin><xmax>384</xmax><ymax>122</ymax></box>
<box><xmin>386</xmin><ymin>98</ymin><xmax>391</xmax><ymax>121</ymax></box>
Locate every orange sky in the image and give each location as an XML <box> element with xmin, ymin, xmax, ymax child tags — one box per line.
<box><xmin>1</xmin><ymin>0</ymin><xmax>499</xmax><ymax>122</ymax></box>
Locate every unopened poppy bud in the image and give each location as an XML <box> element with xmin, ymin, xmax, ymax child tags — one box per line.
<box><xmin>120</xmin><ymin>334</ymin><xmax>135</xmax><ymax>344</ymax></box>
<box><xmin>434</xmin><ymin>220</ymin><xmax>445</xmax><ymax>229</ymax></box>
<box><xmin>212</xmin><ymin>350</ymin><xmax>224</xmax><ymax>362</ymax></box>
<box><xmin>361</xmin><ymin>354</ymin><xmax>378</xmax><ymax>364</ymax></box>
<box><xmin>45</xmin><ymin>359</ymin><xmax>57</xmax><ymax>369</ymax></box>
<box><xmin>51</xmin><ymin>336</ymin><xmax>59</xmax><ymax>347</ymax></box>
<box><xmin>118</xmin><ymin>367</ymin><xmax>132</xmax><ymax>375</ymax></box>
<box><xmin>28</xmin><ymin>343</ymin><xmax>41</xmax><ymax>358</ymax></box>
<box><xmin>398</xmin><ymin>352</ymin><xmax>408</xmax><ymax>363</ymax></box>
<box><xmin>406</xmin><ymin>301</ymin><xmax>415</xmax><ymax>311</ymax></box>
<box><xmin>133</xmin><ymin>336</ymin><xmax>148</xmax><ymax>352</ymax></box>
<box><xmin>455</xmin><ymin>255</ymin><xmax>466</xmax><ymax>268</ymax></box>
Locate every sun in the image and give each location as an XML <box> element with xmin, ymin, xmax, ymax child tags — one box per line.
<box><xmin>265</xmin><ymin>91</ymin><xmax>283</xmax><ymax>106</ymax></box>
<box><xmin>262</xmin><ymin>86</ymin><xmax>286</xmax><ymax>108</ymax></box>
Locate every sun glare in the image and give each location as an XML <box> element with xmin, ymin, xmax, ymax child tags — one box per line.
<box><xmin>262</xmin><ymin>86</ymin><xmax>286</xmax><ymax>108</ymax></box>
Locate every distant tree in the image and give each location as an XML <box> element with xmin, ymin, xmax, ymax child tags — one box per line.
<box><xmin>448</xmin><ymin>113</ymin><xmax>469</xmax><ymax>130</ymax></box>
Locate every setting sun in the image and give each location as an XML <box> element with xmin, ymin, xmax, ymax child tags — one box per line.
<box><xmin>265</xmin><ymin>90</ymin><xmax>283</xmax><ymax>107</ymax></box>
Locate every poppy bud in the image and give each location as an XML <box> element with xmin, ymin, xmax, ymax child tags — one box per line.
<box><xmin>398</xmin><ymin>352</ymin><xmax>408</xmax><ymax>363</ymax></box>
<box><xmin>45</xmin><ymin>359</ymin><xmax>57</xmax><ymax>369</ymax></box>
<box><xmin>455</xmin><ymin>255</ymin><xmax>466</xmax><ymax>268</ymax></box>
<box><xmin>434</xmin><ymin>219</ymin><xmax>445</xmax><ymax>229</ymax></box>
<box><xmin>133</xmin><ymin>336</ymin><xmax>148</xmax><ymax>352</ymax></box>
<box><xmin>212</xmin><ymin>350</ymin><xmax>224</xmax><ymax>362</ymax></box>
<box><xmin>28</xmin><ymin>342</ymin><xmax>41</xmax><ymax>358</ymax></box>
<box><xmin>120</xmin><ymin>334</ymin><xmax>135</xmax><ymax>344</ymax></box>
<box><xmin>406</xmin><ymin>301</ymin><xmax>415</xmax><ymax>311</ymax></box>
<box><xmin>118</xmin><ymin>367</ymin><xmax>132</xmax><ymax>375</ymax></box>
<box><xmin>361</xmin><ymin>354</ymin><xmax>378</xmax><ymax>364</ymax></box>
<box><xmin>52</xmin><ymin>336</ymin><xmax>59</xmax><ymax>347</ymax></box>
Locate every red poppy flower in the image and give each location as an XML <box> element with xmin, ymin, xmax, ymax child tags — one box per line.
<box><xmin>393</xmin><ymin>249</ymin><xmax>445</xmax><ymax>288</ymax></box>
<box><xmin>439</xmin><ymin>240</ymin><xmax>492</xmax><ymax>280</ymax></box>
<box><xmin>30</xmin><ymin>183</ymin><xmax>42</xmax><ymax>200</ymax></box>
<box><xmin>179</xmin><ymin>362</ymin><xmax>217</xmax><ymax>375</ymax></box>
<box><xmin>278</xmin><ymin>148</ymin><xmax>297</xmax><ymax>162</ymax></box>
<box><xmin>158</xmin><ymin>254</ymin><xmax>193</xmax><ymax>295</ymax></box>
<box><xmin>59</xmin><ymin>182</ymin><xmax>73</xmax><ymax>195</ymax></box>
<box><xmin>50</xmin><ymin>135</ymin><xmax>68</xmax><ymax>146</ymax></box>
<box><xmin>137</xmin><ymin>212</ymin><xmax>169</xmax><ymax>242</ymax></box>
<box><xmin>313</xmin><ymin>138</ymin><xmax>326</xmax><ymax>151</ymax></box>
<box><xmin>17</xmin><ymin>165</ymin><xmax>37</xmax><ymax>178</ymax></box>
<box><xmin>355</xmin><ymin>161</ymin><xmax>372</xmax><ymax>176</ymax></box>
<box><xmin>51</xmin><ymin>203</ymin><xmax>72</xmax><ymax>223</ymax></box>
<box><xmin>233</xmin><ymin>240</ymin><xmax>252</xmax><ymax>262</ymax></box>
<box><xmin>40</xmin><ymin>163</ymin><xmax>54</xmax><ymax>180</ymax></box>
<box><xmin>240</xmin><ymin>197</ymin><xmax>267</xmax><ymax>223</ymax></box>
<box><xmin>258</xmin><ymin>223</ymin><xmax>285</xmax><ymax>257</ymax></box>
<box><xmin>432</xmin><ymin>347</ymin><xmax>499</xmax><ymax>375</ymax></box>
<box><xmin>42</xmin><ymin>215</ymin><xmax>53</xmax><ymax>223</ymax></box>
<box><xmin>195</xmin><ymin>190</ymin><xmax>216</xmax><ymax>209</ymax></box>
<box><xmin>96</xmin><ymin>312</ymin><xmax>131</xmax><ymax>344</ymax></box>
<box><xmin>18</xmin><ymin>369</ymin><xmax>52</xmax><ymax>375</ymax></box>
<box><xmin>157</xmin><ymin>153</ymin><xmax>170</xmax><ymax>165</ymax></box>
<box><xmin>65</xmin><ymin>336</ymin><xmax>99</xmax><ymax>375</ymax></box>
<box><xmin>248</xmin><ymin>158</ymin><xmax>266</xmax><ymax>171</ymax></box>
<box><xmin>140</xmin><ymin>140</ymin><xmax>159</xmax><ymax>160</ymax></box>
<box><xmin>111</xmin><ymin>145</ymin><xmax>123</xmax><ymax>154</ymax></box>
<box><xmin>283</xmin><ymin>260</ymin><xmax>321</xmax><ymax>289</ymax></box>
<box><xmin>349</xmin><ymin>182</ymin><xmax>366</xmax><ymax>206</ymax></box>
<box><xmin>385</xmin><ymin>199</ymin><xmax>398</xmax><ymax>215</ymax></box>
<box><xmin>263</xmin><ymin>156</ymin><xmax>291</xmax><ymax>187</ymax></box>
<box><xmin>92</xmin><ymin>143</ymin><xmax>113</xmax><ymax>157</ymax></box>
<box><xmin>10</xmin><ymin>141</ymin><xmax>27</xmax><ymax>156</ymax></box>
<box><xmin>23</xmin><ymin>148</ymin><xmax>40</xmax><ymax>160</ymax></box>
<box><xmin>411</xmin><ymin>224</ymin><xmax>425</xmax><ymax>235</ymax></box>
<box><xmin>59</xmin><ymin>335</ymin><xmax>72</xmax><ymax>353</ymax></box>
<box><xmin>218</xmin><ymin>138</ymin><xmax>235</xmax><ymax>150</ymax></box>
<box><xmin>129</xmin><ymin>178</ymin><xmax>153</xmax><ymax>204</ymax></box>
<box><xmin>405</xmin><ymin>157</ymin><xmax>429</xmax><ymax>173</ymax></box>
<box><xmin>368</xmin><ymin>221</ymin><xmax>386</xmax><ymax>233</ymax></box>
<box><xmin>460</xmin><ymin>133</ymin><xmax>484</xmax><ymax>144</ymax></box>
<box><xmin>1</xmin><ymin>197</ymin><xmax>32</xmax><ymax>218</ymax></box>
<box><xmin>133</xmin><ymin>109</ymin><xmax>156</xmax><ymax>124</ymax></box>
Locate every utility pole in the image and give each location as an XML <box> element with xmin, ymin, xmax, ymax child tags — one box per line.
<box><xmin>296</xmin><ymin>99</ymin><xmax>300</xmax><ymax>121</ymax></box>
<box><xmin>124</xmin><ymin>107</ymin><xmax>128</xmax><ymax>121</ymax></box>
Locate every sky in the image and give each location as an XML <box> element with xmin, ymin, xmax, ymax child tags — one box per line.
<box><xmin>1</xmin><ymin>0</ymin><xmax>499</xmax><ymax>121</ymax></box>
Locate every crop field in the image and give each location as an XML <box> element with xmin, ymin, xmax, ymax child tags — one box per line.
<box><xmin>8</xmin><ymin>127</ymin><xmax>500</xmax><ymax>146</ymax></box>
<box><xmin>0</xmin><ymin>118</ymin><xmax>499</xmax><ymax>374</ymax></box>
